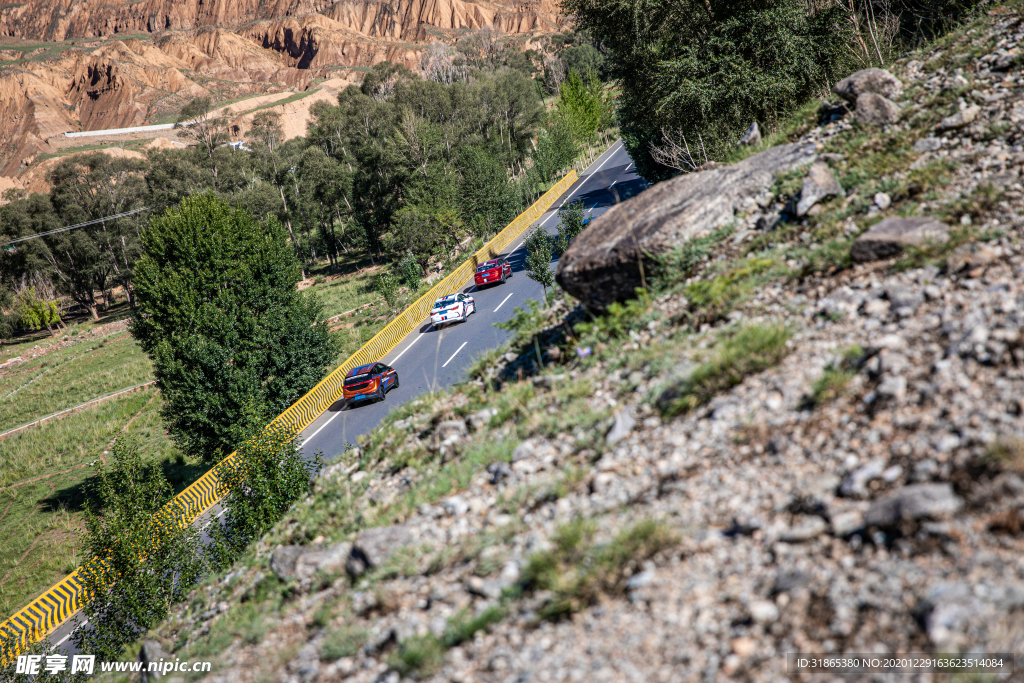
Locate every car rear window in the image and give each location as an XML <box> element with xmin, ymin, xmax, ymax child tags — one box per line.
<box><xmin>433</xmin><ymin>297</ymin><xmax>456</xmax><ymax>310</ymax></box>
<box><xmin>344</xmin><ymin>373</ymin><xmax>370</xmax><ymax>387</ymax></box>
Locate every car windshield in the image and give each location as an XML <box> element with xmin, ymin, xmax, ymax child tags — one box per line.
<box><xmin>432</xmin><ymin>296</ymin><xmax>456</xmax><ymax>310</ymax></box>
<box><xmin>476</xmin><ymin>264</ymin><xmax>492</xmax><ymax>272</ymax></box>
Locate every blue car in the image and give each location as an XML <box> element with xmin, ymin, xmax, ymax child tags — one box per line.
<box><xmin>342</xmin><ymin>362</ymin><xmax>399</xmax><ymax>407</ymax></box>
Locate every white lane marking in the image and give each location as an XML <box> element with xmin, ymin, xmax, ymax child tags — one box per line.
<box><xmin>494</xmin><ymin>291</ymin><xmax>514</xmax><ymax>312</ymax></box>
<box><xmin>389</xmin><ymin>332</ymin><xmax>426</xmax><ymax>364</ymax></box>
<box><xmin>608</xmin><ymin>180</ymin><xmax>617</xmax><ymax>188</ymax></box>
<box><xmin>539</xmin><ymin>140</ymin><xmax>625</xmax><ymax>228</ymax></box>
<box><xmin>303</xmin><ymin>409</ymin><xmax>342</xmax><ymax>445</ymax></box>
<box><xmin>509</xmin><ymin>239</ymin><xmax>525</xmax><ymax>253</ymax></box>
<box><xmin>442</xmin><ymin>341</ymin><xmax>468</xmax><ymax>368</ymax></box>
<box><xmin>625</xmin><ymin>162</ymin><xmax>633</xmax><ymax>172</ymax></box>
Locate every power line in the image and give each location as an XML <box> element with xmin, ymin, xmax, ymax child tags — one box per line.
<box><xmin>0</xmin><ymin>205</ymin><xmax>160</xmax><ymax>248</ymax></box>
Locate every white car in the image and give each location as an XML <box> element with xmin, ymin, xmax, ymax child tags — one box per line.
<box><xmin>431</xmin><ymin>293</ymin><xmax>475</xmax><ymax>329</ymax></box>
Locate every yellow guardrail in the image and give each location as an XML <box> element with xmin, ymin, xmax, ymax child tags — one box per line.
<box><xmin>0</xmin><ymin>168</ymin><xmax>579</xmax><ymax>661</ymax></box>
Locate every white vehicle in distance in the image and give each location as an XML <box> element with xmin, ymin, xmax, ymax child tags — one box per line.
<box><xmin>430</xmin><ymin>293</ymin><xmax>475</xmax><ymax>329</ymax></box>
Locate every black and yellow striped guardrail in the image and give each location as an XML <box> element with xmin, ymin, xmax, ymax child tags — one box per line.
<box><xmin>0</xmin><ymin>169</ymin><xmax>579</xmax><ymax>660</ymax></box>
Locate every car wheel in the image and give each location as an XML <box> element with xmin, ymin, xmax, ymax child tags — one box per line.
<box><xmin>394</xmin><ymin>376</ymin><xmax>400</xmax><ymax>390</ymax></box>
<box><xmin>500</xmin><ymin>273</ymin><xmax>506</xmax><ymax>284</ymax></box>
<box><xmin>378</xmin><ymin>386</ymin><xmax>386</xmax><ymax>402</ymax></box>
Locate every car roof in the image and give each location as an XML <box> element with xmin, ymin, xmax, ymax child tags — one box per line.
<box><xmin>435</xmin><ymin>294</ymin><xmax>457</xmax><ymax>303</ymax></box>
<box><xmin>482</xmin><ymin>259</ymin><xmax>500</xmax><ymax>266</ymax></box>
<box><xmin>346</xmin><ymin>363</ymin><xmax>376</xmax><ymax>377</ymax></box>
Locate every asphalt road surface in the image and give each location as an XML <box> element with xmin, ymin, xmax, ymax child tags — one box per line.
<box><xmin>300</xmin><ymin>139</ymin><xmax>644</xmax><ymax>461</ymax></box>
<box><xmin>43</xmin><ymin>139</ymin><xmax>644</xmax><ymax>658</ymax></box>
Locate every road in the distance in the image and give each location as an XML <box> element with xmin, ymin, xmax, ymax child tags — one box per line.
<box><xmin>42</xmin><ymin>140</ymin><xmax>643</xmax><ymax>658</ymax></box>
<box><xmin>301</xmin><ymin>139</ymin><xmax>645</xmax><ymax>461</ymax></box>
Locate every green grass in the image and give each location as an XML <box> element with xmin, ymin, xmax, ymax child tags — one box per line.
<box><xmin>656</xmin><ymin>323</ymin><xmax>793</xmax><ymax>417</ymax></box>
<box><xmin>321</xmin><ymin>624</ymin><xmax>369</xmax><ymax>661</ymax></box>
<box><xmin>521</xmin><ymin>519</ymin><xmax>678</xmax><ymax>620</ymax></box>
<box><xmin>0</xmin><ymin>389</ymin><xmax>202</xmax><ymax>621</ymax></box>
<box><xmin>0</xmin><ymin>332</ymin><xmax>154</xmax><ymax>433</ymax></box>
<box><xmin>388</xmin><ymin>607</ymin><xmax>505</xmax><ymax>677</ymax></box>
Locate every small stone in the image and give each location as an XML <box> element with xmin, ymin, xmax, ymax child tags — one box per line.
<box><xmin>346</xmin><ymin>525</ymin><xmax>415</xmax><ymax>577</ymax></box>
<box><xmin>606</xmin><ymin>406</ymin><xmax>636</xmax><ymax>446</ymax></box>
<box><xmin>779</xmin><ymin>516</ymin><xmax>827</xmax><ymax>542</ymax></box>
<box><xmin>738</xmin><ymin>121</ymin><xmax>761</xmax><ymax>146</ymax></box>
<box><xmin>936</xmin><ymin>105</ymin><xmax>981</xmax><ymax>131</ymax></box>
<box><xmin>467</xmin><ymin>407</ymin><xmax>498</xmax><ymax>432</ymax></box>
<box><xmin>865</xmin><ymin>483</ymin><xmax>963</xmax><ymax>527</ymax></box>
<box><xmin>960</xmin><ymin>214</ymin><xmax>972</xmax><ymax>226</ymax></box>
<box><xmin>270</xmin><ymin>542</ymin><xmax>352</xmax><ymax>583</ymax></box>
<box><xmin>626</xmin><ymin>569</ymin><xmax>655</xmax><ymax>589</ymax></box>
<box><xmin>731</xmin><ymin>637</ymin><xmax>757</xmax><ymax>657</ymax></box>
<box><xmin>841</xmin><ymin>458</ymin><xmax>887</xmax><ymax>497</ymax></box>
<box><xmin>914</xmin><ymin>137</ymin><xmax>944</xmax><ymax>152</ymax></box>
<box><xmin>876</xmin><ymin>374</ymin><xmax>907</xmax><ymax>401</ymax></box>
<box><xmin>830</xmin><ymin>510</ymin><xmax>865</xmax><ymax>537</ymax></box>
<box><xmin>350</xmin><ymin>471</ymin><xmax>367</xmax><ymax>483</ymax></box>
<box><xmin>855</xmin><ymin>92</ymin><xmax>901</xmax><ymax>126</ymax></box>
<box><xmin>511</xmin><ymin>440</ymin><xmax>535</xmax><ymax>462</ymax></box>
<box><xmin>873</xmin><ymin>192</ymin><xmax>891</xmax><ymax>210</ymax></box>
<box><xmin>748</xmin><ymin>600</ymin><xmax>780</xmax><ymax>624</ymax></box>
<box><xmin>852</xmin><ymin>216</ymin><xmax>950</xmax><ymax>262</ymax></box>
<box><xmin>796</xmin><ymin>161</ymin><xmax>844</xmax><ymax>216</ymax></box>
<box><xmin>443</xmin><ymin>495</ymin><xmax>470</xmax><ymax>516</ymax></box>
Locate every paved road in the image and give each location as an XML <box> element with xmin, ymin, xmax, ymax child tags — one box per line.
<box><xmin>43</xmin><ymin>139</ymin><xmax>644</xmax><ymax>658</ymax></box>
<box><xmin>301</xmin><ymin>139</ymin><xmax>644</xmax><ymax>461</ymax></box>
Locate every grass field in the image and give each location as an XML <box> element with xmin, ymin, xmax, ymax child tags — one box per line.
<box><xmin>0</xmin><ymin>388</ymin><xmax>205</xmax><ymax>618</ymax></box>
<box><xmin>0</xmin><ymin>332</ymin><xmax>154</xmax><ymax>433</ymax></box>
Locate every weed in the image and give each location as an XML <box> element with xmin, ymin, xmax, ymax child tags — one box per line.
<box><xmin>684</xmin><ymin>257</ymin><xmax>788</xmax><ymax>320</ymax></box>
<box><xmin>656</xmin><ymin>324</ymin><xmax>792</xmax><ymax>417</ymax></box>
<box><xmin>988</xmin><ymin>436</ymin><xmax>1024</xmax><ymax>473</ymax></box>
<box><xmin>651</xmin><ymin>225</ymin><xmax>735</xmax><ymax>289</ymax></box>
<box><xmin>320</xmin><ymin>625</ymin><xmax>369</xmax><ymax>661</ymax></box>
<box><xmin>389</xmin><ymin>635</ymin><xmax>445</xmax><ymax>678</ymax></box>
<box><xmin>521</xmin><ymin>519</ymin><xmax>678</xmax><ymax>620</ymax></box>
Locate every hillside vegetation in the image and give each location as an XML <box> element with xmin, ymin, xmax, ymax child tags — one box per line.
<box><xmin>85</xmin><ymin>4</ymin><xmax>1024</xmax><ymax>681</ymax></box>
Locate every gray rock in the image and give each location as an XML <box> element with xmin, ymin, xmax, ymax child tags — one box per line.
<box><xmin>467</xmin><ymin>407</ymin><xmax>497</xmax><ymax>432</ymax></box>
<box><xmin>864</xmin><ymin>483</ymin><xmax>963</xmax><ymax>527</ymax></box>
<box><xmin>855</xmin><ymin>92</ymin><xmax>901</xmax><ymax>126</ymax></box>
<box><xmin>851</xmin><ymin>216</ymin><xmax>950</xmax><ymax>262</ymax></box>
<box><xmin>738</xmin><ymin>121</ymin><xmax>761</xmax><ymax>146</ymax></box>
<box><xmin>748</xmin><ymin>600</ymin><xmax>780</xmax><ymax>624</ymax></box>
<box><xmin>556</xmin><ymin>141</ymin><xmax>817</xmax><ymax>310</ymax></box>
<box><xmin>487</xmin><ymin>461</ymin><xmax>512</xmax><ymax>483</ymax></box>
<box><xmin>833</xmin><ymin>68</ymin><xmax>903</xmax><ymax>103</ymax></box>
<box><xmin>511</xmin><ymin>440</ymin><xmax>535</xmax><ymax>462</ymax></box>
<box><xmin>606</xmin><ymin>406</ymin><xmax>636</xmax><ymax>446</ymax></box>
<box><xmin>914</xmin><ymin>137</ymin><xmax>944</xmax><ymax>152</ymax></box>
<box><xmin>626</xmin><ymin>569</ymin><xmax>656</xmax><ymax>589</ymax></box>
<box><xmin>936</xmin><ymin>105</ymin><xmax>981</xmax><ymax>131</ymax></box>
<box><xmin>830</xmin><ymin>510</ymin><xmax>865</xmax><ymax>536</ymax></box>
<box><xmin>755</xmin><ymin>212</ymin><xmax>781</xmax><ymax>231</ymax></box>
<box><xmin>874</xmin><ymin>192</ymin><xmax>891</xmax><ymax>210</ymax></box>
<box><xmin>841</xmin><ymin>459</ymin><xmax>887</xmax><ymax>497</ymax></box>
<box><xmin>779</xmin><ymin>516</ymin><xmax>827</xmax><ymax>542</ymax></box>
<box><xmin>435</xmin><ymin>419</ymin><xmax>468</xmax><ymax>441</ymax></box>
<box><xmin>443</xmin><ymin>495</ymin><xmax>470</xmax><ymax>516</ymax></box>
<box><xmin>346</xmin><ymin>525</ymin><xmax>415</xmax><ymax>577</ymax></box>
<box><xmin>270</xmin><ymin>542</ymin><xmax>351</xmax><ymax>583</ymax></box>
<box><xmin>912</xmin><ymin>459</ymin><xmax>939</xmax><ymax>482</ymax></box>
<box><xmin>877</xmin><ymin>374</ymin><xmax>907</xmax><ymax>401</ymax></box>
<box><xmin>796</xmin><ymin>162</ymin><xmax>844</xmax><ymax>216</ymax></box>
<box><xmin>773</xmin><ymin>570</ymin><xmax>812</xmax><ymax>594</ymax></box>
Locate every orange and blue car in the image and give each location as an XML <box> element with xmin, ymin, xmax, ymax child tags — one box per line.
<box><xmin>342</xmin><ymin>362</ymin><xmax>399</xmax><ymax>407</ymax></box>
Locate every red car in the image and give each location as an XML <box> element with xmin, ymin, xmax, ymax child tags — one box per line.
<box><xmin>474</xmin><ymin>258</ymin><xmax>513</xmax><ymax>287</ymax></box>
<box><xmin>342</xmin><ymin>362</ymin><xmax>398</xmax><ymax>407</ymax></box>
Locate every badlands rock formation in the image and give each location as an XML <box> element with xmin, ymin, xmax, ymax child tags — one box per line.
<box><xmin>0</xmin><ymin>0</ymin><xmax>566</xmax><ymax>176</ymax></box>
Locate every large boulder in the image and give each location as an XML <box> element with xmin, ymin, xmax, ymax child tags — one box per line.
<box><xmin>833</xmin><ymin>68</ymin><xmax>902</xmax><ymax>103</ymax></box>
<box><xmin>851</xmin><ymin>216</ymin><xmax>949</xmax><ymax>262</ymax></box>
<box><xmin>556</xmin><ymin>142</ymin><xmax>817</xmax><ymax>310</ymax></box>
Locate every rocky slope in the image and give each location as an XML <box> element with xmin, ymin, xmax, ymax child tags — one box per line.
<box><xmin>0</xmin><ymin>0</ymin><xmax>565</xmax><ymax>178</ymax></box>
<box><xmin>112</xmin><ymin>8</ymin><xmax>1024</xmax><ymax>683</ymax></box>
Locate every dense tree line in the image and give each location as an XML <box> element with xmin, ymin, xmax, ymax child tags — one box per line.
<box><xmin>0</xmin><ymin>54</ymin><xmax>606</xmax><ymax>335</ymax></box>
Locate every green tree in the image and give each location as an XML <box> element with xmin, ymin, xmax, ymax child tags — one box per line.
<box><xmin>374</xmin><ymin>269</ymin><xmax>400</xmax><ymax>308</ymax></box>
<box><xmin>399</xmin><ymin>250</ymin><xmax>421</xmax><ymax>289</ymax></box>
<box><xmin>208</xmin><ymin>417</ymin><xmax>321</xmax><ymax>568</ymax></box>
<box><xmin>13</xmin><ymin>285</ymin><xmax>62</xmax><ymax>334</ymax></box>
<box><xmin>523</xmin><ymin>226</ymin><xmax>554</xmax><ymax>294</ymax></box>
<box><xmin>555</xmin><ymin>200</ymin><xmax>587</xmax><ymax>254</ymax></box>
<box><xmin>557</xmin><ymin>70</ymin><xmax>602</xmax><ymax>144</ymax></box>
<box><xmin>459</xmin><ymin>147</ymin><xmax>519</xmax><ymax>238</ymax></box>
<box><xmin>562</xmin><ymin>0</ymin><xmax>852</xmax><ymax>179</ymax></box>
<box><xmin>131</xmin><ymin>193</ymin><xmax>339</xmax><ymax>464</ymax></box>
<box><xmin>72</xmin><ymin>436</ymin><xmax>205</xmax><ymax>662</ymax></box>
